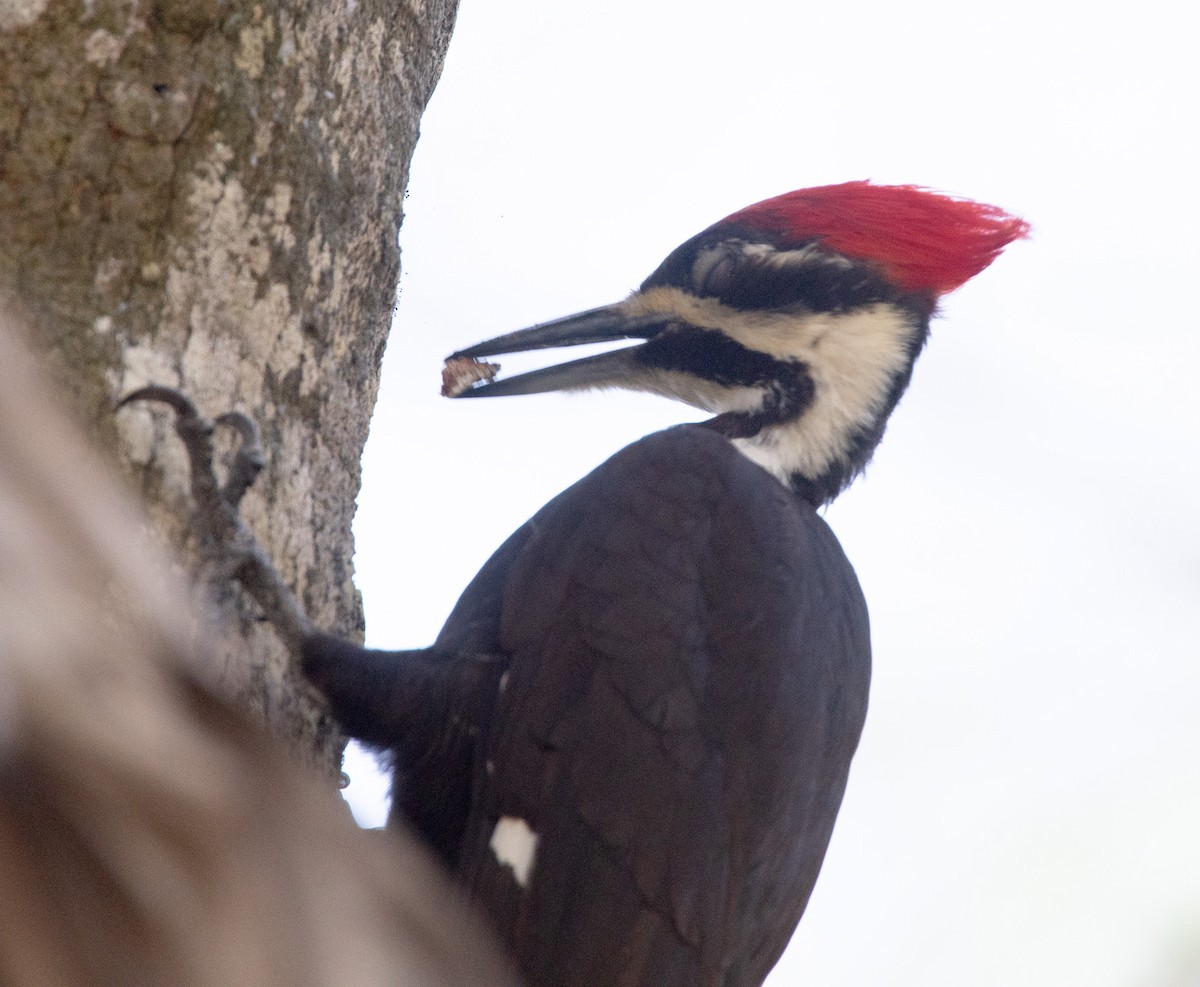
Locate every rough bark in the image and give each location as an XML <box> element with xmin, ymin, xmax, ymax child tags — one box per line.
<box><xmin>0</xmin><ymin>308</ymin><xmax>520</xmax><ymax>987</ymax></box>
<box><xmin>0</xmin><ymin>0</ymin><xmax>457</xmax><ymax>775</ymax></box>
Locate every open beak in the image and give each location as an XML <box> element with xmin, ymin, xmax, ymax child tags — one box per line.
<box><xmin>444</xmin><ymin>303</ymin><xmax>666</xmax><ymax>398</ymax></box>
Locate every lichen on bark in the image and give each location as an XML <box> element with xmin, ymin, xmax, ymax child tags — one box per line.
<box><xmin>0</xmin><ymin>0</ymin><xmax>458</xmax><ymax>775</ymax></box>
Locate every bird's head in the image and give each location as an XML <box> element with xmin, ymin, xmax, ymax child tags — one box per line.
<box><xmin>446</xmin><ymin>181</ymin><xmax>1028</xmax><ymax>504</ymax></box>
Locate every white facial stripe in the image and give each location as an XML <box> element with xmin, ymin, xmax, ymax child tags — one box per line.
<box><xmin>690</xmin><ymin>242</ymin><xmax>853</xmax><ymax>297</ymax></box>
<box><xmin>747</xmin><ymin>241</ymin><xmax>855</xmax><ymax>271</ymax></box>
<box><xmin>622</xmin><ymin>286</ymin><xmax>921</xmax><ymax>483</ymax></box>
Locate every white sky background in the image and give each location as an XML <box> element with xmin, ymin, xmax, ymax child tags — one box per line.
<box><xmin>345</xmin><ymin>2</ymin><xmax>1200</xmax><ymax>984</ymax></box>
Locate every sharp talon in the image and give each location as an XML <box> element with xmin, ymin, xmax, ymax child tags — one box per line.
<box><xmin>116</xmin><ymin>389</ymin><xmax>267</xmax><ymax>506</ymax></box>
<box><xmin>117</xmin><ymin>383</ymin><xmax>221</xmax><ymax>513</ymax></box>
<box><xmin>214</xmin><ymin>411</ymin><xmax>262</xmax><ymax>448</ymax></box>
<box><xmin>117</xmin><ymin>385</ymin><xmax>202</xmax><ymax>419</ymax></box>
<box><xmin>214</xmin><ymin>411</ymin><xmax>266</xmax><ymax>506</ymax></box>
<box><xmin>114</xmin><ymin>383</ymin><xmax>316</xmax><ymax>653</ymax></box>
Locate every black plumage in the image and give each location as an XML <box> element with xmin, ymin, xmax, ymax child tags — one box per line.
<box><xmin>303</xmin><ymin>425</ymin><xmax>870</xmax><ymax>986</ymax></box>
<box><xmin>299</xmin><ymin>182</ymin><xmax>1027</xmax><ymax>986</ymax></box>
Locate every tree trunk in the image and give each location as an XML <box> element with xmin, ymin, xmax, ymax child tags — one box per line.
<box><xmin>0</xmin><ymin>0</ymin><xmax>457</xmax><ymax>776</ymax></box>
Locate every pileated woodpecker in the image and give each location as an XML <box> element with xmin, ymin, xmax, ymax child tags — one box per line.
<box><xmin>121</xmin><ymin>182</ymin><xmax>1024</xmax><ymax>987</ymax></box>
<box><xmin>299</xmin><ymin>182</ymin><xmax>1027</xmax><ymax>986</ymax></box>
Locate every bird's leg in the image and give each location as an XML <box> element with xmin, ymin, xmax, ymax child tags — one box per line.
<box><xmin>117</xmin><ymin>388</ymin><xmax>504</xmax><ymax>774</ymax></box>
<box><xmin>117</xmin><ymin>386</ymin><xmax>314</xmax><ymax>653</ymax></box>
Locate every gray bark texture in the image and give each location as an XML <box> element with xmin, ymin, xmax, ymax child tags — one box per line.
<box><xmin>0</xmin><ymin>0</ymin><xmax>457</xmax><ymax>775</ymax></box>
<box><xmin>0</xmin><ymin>308</ymin><xmax>521</xmax><ymax>987</ymax></box>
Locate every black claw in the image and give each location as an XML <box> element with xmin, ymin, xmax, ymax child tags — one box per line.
<box><xmin>117</xmin><ymin>384</ymin><xmax>203</xmax><ymax>418</ymax></box>
<box><xmin>119</xmin><ymin>384</ymin><xmax>230</xmax><ymax>518</ymax></box>
<box><xmin>119</xmin><ymin>386</ymin><xmax>268</xmax><ymax>509</ymax></box>
<box><xmin>214</xmin><ymin>411</ymin><xmax>266</xmax><ymax>507</ymax></box>
<box><xmin>116</xmin><ymin>385</ymin><xmax>314</xmax><ymax>651</ymax></box>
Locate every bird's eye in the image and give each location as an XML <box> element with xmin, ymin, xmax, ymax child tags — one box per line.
<box><xmin>691</xmin><ymin>244</ymin><xmax>742</xmax><ymax>297</ymax></box>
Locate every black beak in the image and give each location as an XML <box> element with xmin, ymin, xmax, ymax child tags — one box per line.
<box><xmin>445</xmin><ymin>304</ymin><xmax>666</xmax><ymax>398</ymax></box>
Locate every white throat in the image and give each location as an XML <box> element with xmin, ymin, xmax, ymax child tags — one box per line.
<box><xmin>623</xmin><ymin>288</ymin><xmax>924</xmax><ymax>487</ymax></box>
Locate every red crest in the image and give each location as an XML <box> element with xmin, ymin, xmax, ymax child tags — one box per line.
<box><xmin>723</xmin><ymin>181</ymin><xmax>1029</xmax><ymax>295</ymax></box>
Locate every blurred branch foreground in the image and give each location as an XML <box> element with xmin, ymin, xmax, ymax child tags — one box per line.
<box><xmin>0</xmin><ymin>311</ymin><xmax>519</xmax><ymax>985</ymax></box>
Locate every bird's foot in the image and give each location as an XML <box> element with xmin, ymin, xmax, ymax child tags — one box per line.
<box><xmin>117</xmin><ymin>386</ymin><xmax>313</xmax><ymax>652</ymax></box>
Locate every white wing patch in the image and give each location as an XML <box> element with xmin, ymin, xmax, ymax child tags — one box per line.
<box><xmin>489</xmin><ymin>816</ymin><xmax>540</xmax><ymax>888</ymax></box>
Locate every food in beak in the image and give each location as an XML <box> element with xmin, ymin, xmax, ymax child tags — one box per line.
<box><xmin>441</xmin><ymin>356</ymin><xmax>500</xmax><ymax>398</ymax></box>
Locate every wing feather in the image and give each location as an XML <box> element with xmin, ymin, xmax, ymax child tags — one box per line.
<box><xmin>454</xmin><ymin>426</ymin><xmax>870</xmax><ymax>987</ymax></box>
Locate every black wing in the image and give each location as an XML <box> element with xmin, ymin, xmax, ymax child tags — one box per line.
<box><xmin>452</xmin><ymin>425</ymin><xmax>871</xmax><ymax>987</ymax></box>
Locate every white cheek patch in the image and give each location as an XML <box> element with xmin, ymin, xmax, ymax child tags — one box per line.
<box><xmin>623</xmin><ymin>288</ymin><xmax>920</xmax><ymax>483</ymax></box>
<box><xmin>489</xmin><ymin>816</ymin><xmax>539</xmax><ymax>888</ymax></box>
<box><xmin>743</xmin><ymin>304</ymin><xmax>917</xmax><ymax>481</ymax></box>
